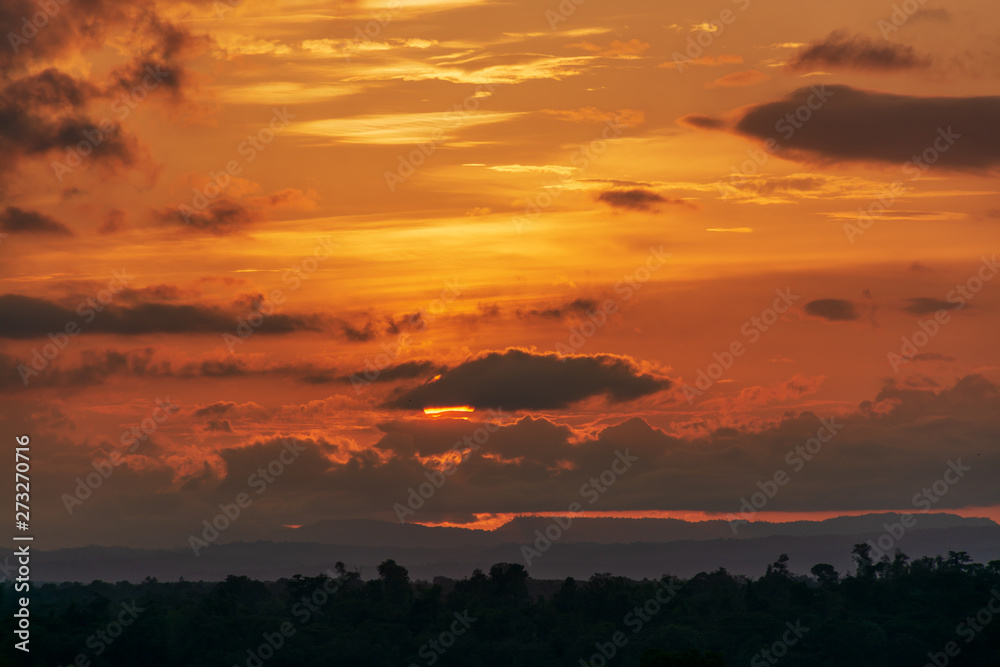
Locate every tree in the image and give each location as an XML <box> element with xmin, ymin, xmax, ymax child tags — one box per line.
<box><xmin>811</xmin><ymin>563</ymin><xmax>839</xmax><ymax>587</ymax></box>
<box><xmin>852</xmin><ymin>543</ymin><xmax>875</xmax><ymax>579</ymax></box>
<box><xmin>377</xmin><ymin>558</ymin><xmax>411</xmax><ymax>603</ymax></box>
<box><xmin>946</xmin><ymin>551</ymin><xmax>972</xmax><ymax>570</ymax></box>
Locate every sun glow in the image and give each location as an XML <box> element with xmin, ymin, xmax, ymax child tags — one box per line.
<box><xmin>423</xmin><ymin>406</ymin><xmax>476</xmax><ymax>415</ymax></box>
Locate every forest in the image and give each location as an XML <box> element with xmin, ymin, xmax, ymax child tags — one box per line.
<box><xmin>4</xmin><ymin>546</ymin><xmax>1000</xmax><ymax>666</ymax></box>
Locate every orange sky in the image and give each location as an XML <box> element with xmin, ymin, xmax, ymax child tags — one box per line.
<box><xmin>1</xmin><ymin>0</ymin><xmax>998</xmax><ymax>548</ymax></box>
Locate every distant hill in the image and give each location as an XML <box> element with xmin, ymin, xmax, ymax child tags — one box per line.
<box><xmin>261</xmin><ymin>513</ymin><xmax>997</xmax><ymax>547</ymax></box>
<box><xmin>8</xmin><ymin>513</ymin><xmax>999</xmax><ymax>582</ymax></box>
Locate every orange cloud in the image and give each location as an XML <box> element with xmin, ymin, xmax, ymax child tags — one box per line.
<box><xmin>706</xmin><ymin>69</ymin><xmax>770</xmax><ymax>88</ymax></box>
<box><xmin>540</xmin><ymin>107</ymin><xmax>645</xmax><ymax>128</ymax></box>
<box><xmin>659</xmin><ymin>54</ymin><xmax>744</xmax><ymax>68</ymax></box>
<box><xmin>568</xmin><ymin>38</ymin><xmax>650</xmax><ymax>57</ymax></box>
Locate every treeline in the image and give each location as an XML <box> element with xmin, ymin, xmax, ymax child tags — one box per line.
<box><xmin>4</xmin><ymin>548</ymin><xmax>1000</xmax><ymax>666</ymax></box>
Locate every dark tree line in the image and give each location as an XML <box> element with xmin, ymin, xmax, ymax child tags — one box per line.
<box><xmin>3</xmin><ymin>549</ymin><xmax>1000</xmax><ymax>666</ymax></box>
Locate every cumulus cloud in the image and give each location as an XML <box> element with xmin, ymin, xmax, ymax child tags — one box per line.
<box><xmin>0</xmin><ymin>294</ymin><xmax>325</xmax><ymax>339</ymax></box>
<box><xmin>804</xmin><ymin>299</ymin><xmax>859</xmax><ymax>321</ymax></box>
<box><xmin>787</xmin><ymin>31</ymin><xmax>932</xmax><ymax>71</ymax></box>
<box><xmin>902</xmin><ymin>297</ymin><xmax>964</xmax><ymax>315</ymax></box>
<box><xmin>0</xmin><ymin>207</ymin><xmax>74</xmax><ymax>235</ymax></box>
<box><xmin>597</xmin><ymin>189</ymin><xmax>691</xmax><ymax>212</ymax></box>
<box><xmin>385</xmin><ymin>349</ymin><xmax>671</xmax><ymax>410</ymax></box>
<box><xmin>15</xmin><ymin>375</ymin><xmax>999</xmax><ymax>545</ymax></box>
<box><xmin>731</xmin><ymin>86</ymin><xmax>1000</xmax><ymax>170</ymax></box>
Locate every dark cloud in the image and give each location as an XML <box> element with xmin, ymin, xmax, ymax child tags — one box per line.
<box><xmin>11</xmin><ymin>375</ymin><xmax>1000</xmax><ymax>545</ymax></box>
<box><xmin>0</xmin><ymin>69</ymin><xmax>139</xmax><ymax>177</ymax></box>
<box><xmin>0</xmin><ymin>294</ymin><xmax>323</xmax><ymax>338</ymax></box>
<box><xmin>732</xmin><ymin>86</ymin><xmax>1000</xmax><ymax>170</ymax></box>
<box><xmin>677</xmin><ymin>114</ymin><xmax>726</xmax><ymax>130</ymax></box>
<box><xmin>341</xmin><ymin>320</ymin><xmax>377</xmax><ymax>342</ymax></box>
<box><xmin>516</xmin><ymin>298</ymin><xmax>599</xmax><ymax>321</ymax></box>
<box><xmin>0</xmin><ymin>207</ymin><xmax>74</xmax><ymax>235</ymax></box>
<box><xmin>154</xmin><ymin>200</ymin><xmax>259</xmax><ymax>235</ymax></box>
<box><xmin>193</xmin><ymin>402</ymin><xmax>239</xmax><ymax>417</ymax></box>
<box><xmin>385</xmin><ymin>349</ymin><xmax>670</xmax><ymax>410</ymax></box>
<box><xmin>597</xmin><ymin>189</ymin><xmax>683</xmax><ymax>212</ymax></box>
<box><xmin>804</xmin><ymin>299</ymin><xmax>858</xmax><ymax>321</ymax></box>
<box><xmin>117</xmin><ymin>284</ymin><xmax>187</xmax><ymax>303</ymax></box>
<box><xmin>787</xmin><ymin>31</ymin><xmax>932</xmax><ymax>72</ymax></box>
<box><xmin>98</xmin><ymin>209</ymin><xmax>126</xmax><ymax>234</ymax></box>
<box><xmin>903</xmin><ymin>297</ymin><xmax>964</xmax><ymax>315</ymax></box>
<box><xmin>0</xmin><ymin>2</ymin><xmax>200</xmax><ymax>182</ymax></box>
<box><xmin>0</xmin><ymin>348</ymin><xmax>167</xmax><ymax>391</ymax></box>
<box><xmin>204</xmin><ymin>419</ymin><xmax>233</xmax><ymax>432</ymax></box>
<box><xmin>300</xmin><ymin>360</ymin><xmax>444</xmax><ymax>385</ymax></box>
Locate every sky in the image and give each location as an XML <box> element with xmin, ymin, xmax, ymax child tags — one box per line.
<box><xmin>1</xmin><ymin>0</ymin><xmax>999</xmax><ymax>549</ymax></box>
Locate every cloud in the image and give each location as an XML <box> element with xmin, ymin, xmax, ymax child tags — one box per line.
<box><xmin>706</xmin><ymin>69</ymin><xmax>769</xmax><ymax>88</ymax></box>
<box><xmin>154</xmin><ymin>200</ymin><xmax>260</xmax><ymax>235</ymax></box>
<box><xmin>567</xmin><ymin>39</ymin><xmax>650</xmax><ymax>58</ymax></box>
<box><xmin>516</xmin><ymin>298</ymin><xmax>599</xmax><ymax>321</ymax></box>
<box><xmin>301</xmin><ymin>360</ymin><xmax>444</xmax><ymax>386</ymax></box>
<box><xmin>731</xmin><ymin>86</ymin><xmax>1000</xmax><ymax>170</ymax></box>
<box><xmin>804</xmin><ymin>299</ymin><xmax>858</xmax><ymax>321</ymax></box>
<box><xmin>787</xmin><ymin>31</ymin><xmax>932</xmax><ymax>72</ymax></box>
<box><xmin>597</xmin><ymin>189</ymin><xmax>691</xmax><ymax>212</ymax></box>
<box><xmin>11</xmin><ymin>375</ymin><xmax>1000</xmax><ymax>543</ymax></box>
<box><xmin>677</xmin><ymin>114</ymin><xmax>727</xmax><ymax>130</ymax></box>
<box><xmin>540</xmin><ymin>107</ymin><xmax>645</xmax><ymax>128</ymax></box>
<box><xmin>0</xmin><ymin>69</ymin><xmax>141</xmax><ymax>178</ymax></box>
<box><xmin>98</xmin><ymin>209</ymin><xmax>127</xmax><ymax>235</ymax></box>
<box><xmin>385</xmin><ymin>349</ymin><xmax>671</xmax><ymax>411</ymax></box>
<box><xmin>903</xmin><ymin>297</ymin><xmax>964</xmax><ymax>315</ymax></box>
<box><xmin>0</xmin><ymin>207</ymin><xmax>74</xmax><ymax>236</ymax></box>
<box><xmin>659</xmin><ymin>54</ymin><xmax>743</xmax><ymax>69</ymax></box>
<box><xmin>0</xmin><ymin>294</ymin><xmax>323</xmax><ymax>339</ymax></box>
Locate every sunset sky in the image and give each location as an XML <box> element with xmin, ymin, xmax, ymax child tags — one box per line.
<box><xmin>2</xmin><ymin>0</ymin><xmax>999</xmax><ymax>549</ymax></box>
